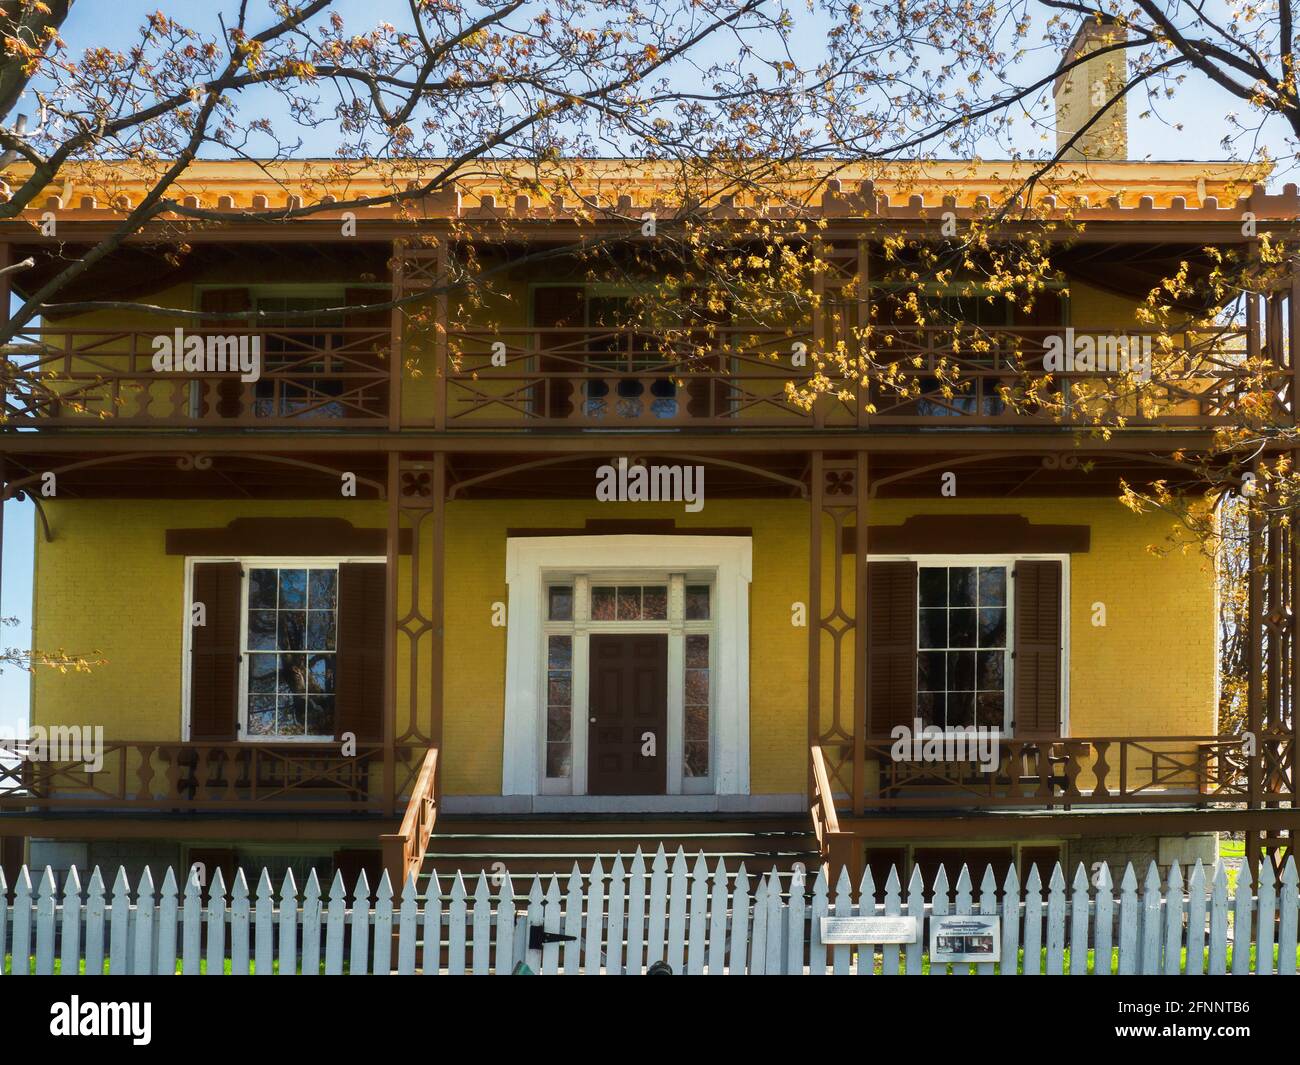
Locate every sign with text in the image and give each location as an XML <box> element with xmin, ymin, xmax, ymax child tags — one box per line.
<box><xmin>819</xmin><ymin>916</ymin><xmax>918</xmax><ymax>945</ymax></box>
<box><xmin>930</xmin><ymin>915</ymin><xmax>1001</xmax><ymax>962</ymax></box>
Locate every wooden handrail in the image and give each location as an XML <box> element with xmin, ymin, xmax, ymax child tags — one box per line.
<box><xmin>381</xmin><ymin>746</ymin><xmax>439</xmax><ymax>901</ymax></box>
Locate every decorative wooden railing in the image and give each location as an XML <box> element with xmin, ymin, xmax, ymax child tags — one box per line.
<box><xmin>810</xmin><ymin>744</ymin><xmax>856</xmax><ymax>881</ymax></box>
<box><xmin>813</xmin><ymin>732</ymin><xmax>1295</xmax><ymax>814</ymax></box>
<box><xmin>439</xmin><ymin>322</ymin><xmax>1270</xmax><ymax>429</ymax></box>
<box><xmin>1</xmin><ymin>326</ymin><xmax>390</xmax><ymax>427</ymax></box>
<box><xmin>3</xmin><ymin>321</ymin><xmax>1280</xmax><ymax>431</ymax></box>
<box><xmin>380</xmin><ymin>746</ymin><xmax>439</xmax><ymax>901</ymax></box>
<box><xmin>0</xmin><ymin>740</ymin><xmax>426</xmax><ymax>813</ymax></box>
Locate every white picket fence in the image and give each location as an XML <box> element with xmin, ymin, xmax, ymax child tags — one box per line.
<box><xmin>2</xmin><ymin>850</ymin><xmax>1298</xmax><ymax>974</ymax></box>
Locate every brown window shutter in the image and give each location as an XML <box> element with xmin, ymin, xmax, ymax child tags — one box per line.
<box><xmin>189</xmin><ymin>562</ymin><xmax>242</xmax><ymax>741</ymax></box>
<box><xmin>1013</xmin><ymin>560</ymin><xmax>1063</xmax><ymax>736</ymax></box>
<box><xmin>335</xmin><ymin>562</ymin><xmax>387</xmax><ymax>743</ymax></box>
<box><xmin>199</xmin><ymin>288</ymin><xmax>252</xmax><ymax>418</ymax></box>
<box><xmin>867</xmin><ymin>560</ymin><xmax>917</xmax><ymax>736</ymax></box>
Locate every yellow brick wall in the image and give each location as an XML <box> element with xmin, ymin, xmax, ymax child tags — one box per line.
<box><xmin>33</xmin><ymin>493</ymin><xmax>1216</xmax><ymax>797</ymax></box>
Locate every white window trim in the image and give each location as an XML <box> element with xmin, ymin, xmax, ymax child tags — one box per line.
<box><xmin>181</xmin><ymin>555</ymin><xmax>383</xmax><ymax>742</ymax></box>
<box><xmin>504</xmin><ymin>536</ymin><xmax>751</xmax><ymax>799</ymax></box>
<box><xmin>868</xmin><ymin>552</ymin><xmax>1070</xmax><ymax>737</ymax></box>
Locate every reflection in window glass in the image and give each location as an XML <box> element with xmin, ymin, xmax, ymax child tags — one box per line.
<box><xmin>684</xmin><ymin>634</ymin><xmax>710</xmax><ymax>777</ymax></box>
<box><xmin>546</xmin><ymin>635</ymin><xmax>573</xmax><ymax>778</ymax></box>
<box><xmin>685</xmin><ymin>585</ymin><xmax>710</xmax><ymax>620</ymax></box>
<box><xmin>916</xmin><ymin>564</ymin><xmax>1007</xmax><ymax>730</ymax></box>
<box><xmin>245</xmin><ymin>566</ymin><xmax>337</xmax><ymax>737</ymax></box>
<box><xmin>548</xmin><ymin>585</ymin><xmax>573</xmax><ymax>621</ymax></box>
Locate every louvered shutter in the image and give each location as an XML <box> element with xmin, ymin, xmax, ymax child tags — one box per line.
<box><xmin>867</xmin><ymin>560</ymin><xmax>918</xmax><ymax>735</ymax></box>
<box><xmin>189</xmin><ymin>562</ymin><xmax>242</xmax><ymax>741</ymax></box>
<box><xmin>334</xmin><ymin>562</ymin><xmax>387</xmax><ymax>743</ymax></box>
<box><xmin>1013</xmin><ymin>560</ymin><xmax>1063</xmax><ymax>736</ymax></box>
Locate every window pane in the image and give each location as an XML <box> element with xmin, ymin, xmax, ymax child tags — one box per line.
<box><xmin>307</xmin><ymin>610</ymin><xmax>336</xmax><ymax>650</ymax></box>
<box><xmin>248</xmin><ymin>654</ymin><xmax>277</xmax><ymax>693</ymax></box>
<box><xmin>548</xmin><ymin>674</ymin><xmax>572</xmax><ymax>706</ymax></box>
<box><xmin>307</xmin><ymin>653</ymin><xmax>335</xmax><ymax>695</ymax></box>
<box><xmin>918</xmin><ymin>651</ymin><xmax>946</xmax><ymax>692</ymax></box>
<box><xmin>685</xmin><ymin>669</ymin><xmax>710</xmax><ymax>705</ymax></box>
<box><xmin>919</xmin><ymin>609</ymin><xmax>946</xmax><ymax>649</ymax></box>
<box><xmin>591</xmin><ymin>586</ymin><xmax>616</xmax><ymax>620</ymax></box>
<box><xmin>249</xmin><ymin>569</ymin><xmax>277</xmax><ymax>609</ymax></box>
<box><xmin>546</xmin><ymin>744</ymin><xmax>572</xmax><ymax>779</ymax></box>
<box><xmin>948</xmin><ymin>567</ymin><xmax>976</xmax><ymax>607</ymax></box>
<box><xmin>548</xmin><ymin>585</ymin><xmax>573</xmax><ymax>621</ymax></box>
<box><xmin>978</xmin><ymin>608</ymin><xmax>1006</xmax><ymax>648</ymax></box>
<box><xmin>685</xmin><ymin>634</ymin><xmax>709</xmax><ymax>669</ymax></box>
<box><xmin>278</xmin><ymin>655</ymin><xmax>306</xmax><ymax>694</ymax></box>
<box><xmin>307</xmin><ymin>694</ymin><xmax>335</xmax><ymax>736</ymax></box>
<box><xmin>978</xmin><ymin>567</ymin><xmax>1006</xmax><ymax>607</ymax></box>
<box><xmin>278</xmin><ymin>611</ymin><xmax>306</xmax><ymax>651</ymax></box>
<box><xmin>308</xmin><ymin>569</ymin><xmax>337</xmax><ymax>610</ymax></box>
<box><xmin>547</xmin><ymin>636</ymin><xmax>572</xmax><ymax>670</ymax></box>
<box><xmin>947</xmin><ymin>651</ymin><xmax>975</xmax><ymax>692</ymax></box>
<box><xmin>685</xmin><ymin>585</ymin><xmax>710</xmax><ymax>620</ymax></box>
<box><xmin>248</xmin><ymin>610</ymin><xmax>277</xmax><ymax>651</ymax></box>
<box><xmin>976</xmin><ymin>692</ymin><xmax>1004</xmax><ymax>728</ymax></box>
<box><xmin>977</xmin><ymin>650</ymin><xmax>1004</xmax><ymax>691</ymax></box>
<box><xmin>248</xmin><ymin>699</ymin><xmax>276</xmax><ymax>736</ymax></box>
<box><xmin>279</xmin><ymin>569</ymin><xmax>307</xmax><ymax>609</ymax></box>
<box><xmin>684</xmin><ymin>742</ymin><xmax>709</xmax><ymax>778</ymax></box>
<box><xmin>547</xmin><ymin>705</ymin><xmax>572</xmax><ymax>742</ymax></box>
<box><xmin>949</xmin><ymin>609</ymin><xmax>977</xmax><ymax>648</ymax></box>
<box><xmin>546</xmin><ymin>635</ymin><xmax>572</xmax><ymax>779</ymax></box>
<box><xmin>947</xmin><ymin>690</ymin><xmax>975</xmax><ymax>727</ymax></box>
<box><xmin>917</xmin><ymin>691</ymin><xmax>944</xmax><ymax>729</ymax></box>
<box><xmin>642</xmin><ymin>586</ymin><xmax>668</xmax><ymax>620</ymax></box>
<box><xmin>918</xmin><ymin>568</ymin><xmax>947</xmax><ymax>608</ymax></box>
<box><xmin>617</xmin><ymin>586</ymin><xmax>642</xmax><ymax>620</ymax></box>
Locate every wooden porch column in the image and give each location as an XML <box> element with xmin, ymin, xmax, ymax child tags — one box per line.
<box><xmin>1245</xmin><ymin>465</ymin><xmax>1264</xmax><ymax>876</ymax></box>
<box><xmin>852</xmin><ymin>452</ymin><xmax>868</xmax><ymax>817</ymax></box>
<box><xmin>384</xmin><ymin>452</ymin><xmax>400</xmax><ymax>815</ymax></box>
<box><xmin>389</xmin><ymin>453</ymin><xmax>448</xmax><ymax>811</ymax></box>
<box><xmin>808</xmin><ymin>452</ymin><xmax>868</xmax><ymax>844</ymax></box>
<box><xmin>389</xmin><ymin>241</ymin><xmax>404</xmax><ymax>432</ymax></box>
<box><xmin>807</xmin><ymin>451</ymin><xmax>823</xmax><ymax>802</ymax></box>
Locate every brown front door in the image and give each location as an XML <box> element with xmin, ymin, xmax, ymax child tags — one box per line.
<box><xmin>587</xmin><ymin>634</ymin><xmax>668</xmax><ymax>795</ymax></box>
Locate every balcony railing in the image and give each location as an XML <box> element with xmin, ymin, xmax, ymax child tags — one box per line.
<box><xmin>1</xmin><ymin>326</ymin><xmax>390</xmax><ymax>427</ymax></box>
<box><xmin>0</xmin><ymin>740</ymin><xmax>426</xmax><ymax>814</ymax></box>
<box><xmin>815</xmin><ymin>731</ymin><xmax>1296</xmax><ymax>814</ymax></box>
<box><xmin>0</xmin><ymin>322</ymin><xmax>1278</xmax><ymax>430</ymax></box>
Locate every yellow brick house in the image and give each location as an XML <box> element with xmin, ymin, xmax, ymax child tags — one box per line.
<box><xmin>2</xmin><ymin>80</ymin><xmax>1298</xmax><ymax>896</ymax></box>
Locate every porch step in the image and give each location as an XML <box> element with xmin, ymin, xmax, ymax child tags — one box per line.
<box><xmin>418</xmin><ymin>814</ymin><xmax>819</xmax><ymax>890</ymax></box>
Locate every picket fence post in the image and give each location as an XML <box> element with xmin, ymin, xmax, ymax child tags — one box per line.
<box><xmin>2</xmin><ymin>852</ymin><xmax>1298</xmax><ymax>977</ymax></box>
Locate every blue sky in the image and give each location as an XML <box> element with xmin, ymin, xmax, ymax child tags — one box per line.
<box><xmin>0</xmin><ymin>1</ymin><xmax>1292</xmax><ymax>731</ymax></box>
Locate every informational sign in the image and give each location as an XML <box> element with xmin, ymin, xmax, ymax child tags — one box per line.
<box><xmin>929</xmin><ymin>915</ymin><xmax>1001</xmax><ymax>962</ymax></box>
<box><xmin>819</xmin><ymin>916</ymin><xmax>918</xmax><ymax>945</ymax></box>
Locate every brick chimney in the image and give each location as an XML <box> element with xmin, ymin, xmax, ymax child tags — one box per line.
<box><xmin>1053</xmin><ymin>18</ymin><xmax>1128</xmax><ymax>161</ymax></box>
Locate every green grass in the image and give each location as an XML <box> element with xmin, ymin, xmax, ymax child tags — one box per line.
<box><xmin>856</xmin><ymin>942</ymin><xmax>1300</xmax><ymax>974</ymax></box>
<box><xmin>3</xmin><ymin>954</ymin><xmax>345</xmax><ymax>975</ymax></box>
<box><xmin>8</xmin><ymin>947</ymin><xmax>1298</xmax><ymax>975</ymax></box>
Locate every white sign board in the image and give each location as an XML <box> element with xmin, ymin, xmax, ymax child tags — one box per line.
<box><xmin>819</xmin><ymin>916</ymin><xmax>918</xmax><ymax>945</ymax></box>
<box><xmin>930</xmin><ymin>914</ymin><xmax>1001</xmax><ymax>962</ymax></box>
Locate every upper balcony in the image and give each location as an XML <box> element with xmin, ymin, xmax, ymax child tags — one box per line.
<box><xmin>0</xmin><ymin>318</ymin><xmax>1280</xmax><ymax>434</ymax></box>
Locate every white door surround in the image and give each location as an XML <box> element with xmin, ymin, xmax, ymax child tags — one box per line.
<box><xmin>502</xmin><ymin>535</ymin><xmax>752</xmax><ymax>807</ymax></box>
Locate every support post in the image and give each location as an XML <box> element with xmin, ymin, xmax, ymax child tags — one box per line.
<box><xmin>808</xmin><ymin>451</ymin><xmax>823</xmax><ymax>802</ymax></box>
<box><xmin>852</xmin><ymin>451</ymin><xmax>868</xmax><ymax>817</ymax></box>
<box><xmin>389</xmin><ymin>241</ymin><xmax>404</xmax><ymax>432</ymax></box>
<box><xmin>384</xmin><ymin>452</ymin><xmax>399</xmax><ymax>816</ymax></box>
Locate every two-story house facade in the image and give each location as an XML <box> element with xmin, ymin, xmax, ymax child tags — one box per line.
<box><xmin>2</xmin><ymin>73</ymin><xmax>1298</xmax><ymax>897</ymax></box>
